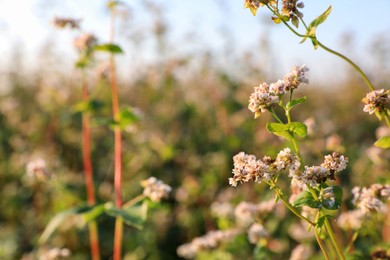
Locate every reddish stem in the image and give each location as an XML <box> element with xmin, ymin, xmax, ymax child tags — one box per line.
<box><xmin>108</xmin><ymin>3</ymin><xmax>124</xmax><ymax>259</ymax></box>
<box><xmin>82</xmin><ymin>74</ymin><xmax>101</xmax><ymax>260</ymax></box>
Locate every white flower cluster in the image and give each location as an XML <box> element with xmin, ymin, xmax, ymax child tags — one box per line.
<box><xmin>229</xmin><ymin>148</ymin><xmax>300</xmax><ymax>187</ymax></box>
<box><xmin>362</xmin><ymin>89</ymin><xmax>389</xmax><ymax>115</ymax></box>
<box><xmin>234</xmin><ymin>199</ymin><xmax>279</xmax><ymax>227</ymax></box>
<box><xmin>292</xmin><ymin>152</ymin><xmax>348</xmax><ymax>187</ymax></box>
<box><xmin>40</xmin><ymin>248</ymin><xmax>71</xmax><ymax>260</ymax></box>
<box><xmin>337</xmin><ymin>209</ymin><xmax>364</xmax><ymax>230</ymax></box>
<box><xmin>26</xmin><ymin>158</ymin><xmax>50</xmax><ymax>181</ymax></box>
<box><xmin>352</xmin><ymin>183</ymin><xmax>390</xmax><ymax>214</ymax></box>
<box><xmin>176</xmin><ymin>229</ymin><xmax>240</xmax><ymax>259</ymax></box>
<box><xmin>248</xmin><ymin>65</ymin><xmax>309</xmax><ymax>118</ymax></box>
<box><xmin>141</xmin><ymin>177</ymin><xmax>172</xmax><ymax>202</ymax></box>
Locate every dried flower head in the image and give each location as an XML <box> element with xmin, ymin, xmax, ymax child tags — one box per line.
<box><xmin>244</xmin><ymin>0</ymin><xmax>276</xmax><ymax>15</ymax></box>
<box><xmin>141</xmin><ymin>177</ymin><xmax>172</xmax><ymax>202</ymax></box>
<box><xmin>73</xmin><ymin>33</ymin><xmax>97</xmax><ymax>51</ymax></box>
<box><xmin>281</xmin><ymin>0</ymin><xmax>305</xmax><ymax>23</ymax></box>
<box><xmin>362</xmin><ymin>89</ymin><xmax>390</xmax><ymax>115</ymax></box>
<box><xmin>52</xmin><ymin>17</ymin><xmax>80</xmax><ymax>29</ymax></box>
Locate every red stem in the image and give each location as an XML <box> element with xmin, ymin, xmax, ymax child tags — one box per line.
<box><xmin>108</xmin><ymin>3</ymin><xmax>124</xmax><ymax>259</ymax></box>
<box><xmin>82</xmin><ymin>75</ymin><xmax>101</xmax><ymax>260</ymax></box>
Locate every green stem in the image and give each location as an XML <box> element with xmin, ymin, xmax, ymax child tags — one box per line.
<box><xmin>384</xmin><ymin>114</ymin><xmax>390</xmax><ymax>127</ymax></box>
<box><xmin>268</xmin><ymin>5</ymin><xmax>375</xmax><ymax>92</ymax></box>
<box><xmin>314</xmin><ymin>223</ymin><xmax>330</xmax><ymax>260</ymax></box>
<box><xmin>324</xmin><ymin>217</ymin><xmax>346</xmax><ymax>260</ymax></box>
<box><xmin>271</xmin><ymin>183</ymin><xmax>315</xmax><ymax>226</ymax></box>
<box><xmin>345</xmin><ymin>230</ymin><xmax>359</xmax><ymax>253</ymax></box>
<box><xmin>271</xmin><ymin>109</ymin><xmax>284</xmax><ymax>124</ymax></box>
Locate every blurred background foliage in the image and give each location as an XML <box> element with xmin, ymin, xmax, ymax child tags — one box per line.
<box><xmin>0</xmin><ymin>1</ymin><xmax>390</xmax><ymax>259</ymax></box>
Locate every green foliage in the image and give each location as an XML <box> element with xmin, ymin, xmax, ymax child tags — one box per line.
<box><xmin>266</xmin><ymin>121</ymin><xmax>307</xmax><ymax>141</ymax></box>
<box><xmin>375</xmin><ymin>136</ymin><xmax>390</xmax><ymax>149</ymax></box>
<box><xmin>300</xmin><ymin>5</ymin><xmax>332</xmax><ymax>49</ymax></box>
<box><xmin>94</xmin><ymin>44</ymin><xmax>123</xmax><ymax>54</ymax></box>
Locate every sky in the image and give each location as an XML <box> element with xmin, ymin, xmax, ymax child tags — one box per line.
<box><xmin>0</xmin><ymin>0</ymin><xmax>390</xmax><ymax>84</ymax></box>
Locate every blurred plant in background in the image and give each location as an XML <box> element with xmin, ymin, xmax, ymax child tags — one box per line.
<box><xmin>0</xmin><ymin>0</ymin><xmax>389</xmax><ymax>259</ymax></box>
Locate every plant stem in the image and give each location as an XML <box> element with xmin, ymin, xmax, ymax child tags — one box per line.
<box><xmin>271</xmin><ymin>183</ymin><xmax>315</xmax><ymax>226</ymax></box>
<box><xmin>323</xmin><ymin>218</ymin><xmax>346</xmax><ymax>260</ymax></box>
<box><xmin>108</xmin><ymin>2</ymin><xmax>123</xmax><ymax>259</ymax></box>
<box><xmin>345</xmin><ymin>230</ymin><xmax>359</xmax><ymax>253</ymax></box>
<box><xmin>268</xmin><ymin>5</ymin><xmax>375</xmax><ymax>92</ymax></box>
<box><xmin>82</xmin><ymin>70</ymin><xmax>101</xmax><ymax>260</ymax></box>
<box><xmin>113</xmin><ymin>217</ymin><xmax>123</xmax><ymax>260</ymax></box>
<box><xmin>314</xmin><ymin>228</ymin><xmax>330</xmax><ymax>260</ymax></box>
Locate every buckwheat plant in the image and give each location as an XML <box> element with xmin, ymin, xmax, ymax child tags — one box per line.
<box><xmin>243</xmin><ymin>0</ymin><xmax>390</xmax><ymax>148</ymax></box>
<box><xmin>38</xmin><ymin>3</ymin><xmax>172</xmax><ymax>259</ymax></box>
<box><xmin>229</xmin><ymin>65</ymin><xmax>352</xmax><ymax>259</ymax></box>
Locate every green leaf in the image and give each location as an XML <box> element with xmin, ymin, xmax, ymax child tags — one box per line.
<box><xmin>94</xmin><ymin>44</ymin><xmax>123</xmax><ymax>54</ymax></box>
<box><xmin>286</xmin><ymin>96</ymin><xmax>307</xmax><ymax>111</ymax></box>
<box><xmin>316</xmin><ymin>215</ymin><xmax>333</xmax><ymax>229</ymax></box>
<box><xmin>117</xmin><ymin>107</ymin><xmax>140</xmax><ymax>129</ymax></box>
<box><xmin>288</xmin><ymin>122</ymin><xmax>307</xmax><ymax>137</ymax></box>
<box><xmin>104</xmin><ymin>201</ymin><xmax>148</xmax><ymax>230</ymax></box>
<box><xmin>72</xmin><ymin>99</ymin><xmax>104</xmax><ymax>113</ymax></box>
<box><xmin>39</xmin><ymin>205</ymin><xmax>91</xmax><ymax>244</ymax></box>
<box><xmin>266</xmin><ymin>122</ymin><xmax>293</xmax><ymax>141</ymax></box>
<box><xmin>300</xmin><ymin>5</ymin><xmax>332</xmax><ymax>49</ymax></box>
<box><xmin>374</xmin><ymin>136</ymin><xmax>390</xmax><ymax>149</ymax></box>
<box><xmin>82</xmin><ymin>204</ymin><xmax>106</xmax><ymax>222</ymax></box>
<box><xmin>292</xmin><ymin>190</ymin><xmax>321</xmax><ymax>208</ymax></box>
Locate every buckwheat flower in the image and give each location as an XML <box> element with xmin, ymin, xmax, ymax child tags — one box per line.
<box><xmin>26</xmin><ymin>159</ymin><xmax>50</xmax><ymax>181</ymax></box>
<box><xmin>269</xmin><ymin>79</ymin><xmax>286</xmax><ymax>95</ymax></box>
<box><xmin>321</xmin><ymin>152</ymin><xmax>348</xmax><ymax>173</ymax></box>
<box><xmin>210</xmin><ymin>201</ymin><xmax>234</xmax><ymax>219</ymax></box>
<box><xmin>297</xmin><ymin>165</ymin><xmax>329</xmax><ymax>187</ymax></box>
<box><xmin>229</xmin><ymin>152</ymin><xmax>269</xmax><ymax>186</ymax></box>
<box><xmin>41</xmin><ymin>248</ymin><xmax>71</xmax><ymax>260</ymax></box>
<box><xmin>244</xmin><ymin>0</ymin><xmax>276</xmax><ymax>15</ymax></box>
<box><xmin>52</xmin><ymin>16</ymin><xmax>80</xmax><ymax>29</ymax></box>
<box><xmin>256</xmin><ymin>198</ymin><xmax>277</xmax><ymax>214</ymax></box>
<box><xmin>289</xmin><ymin>244</ymin><xmax>312</xmax><ymax>260</ymax></box>
<box><xmin>275</xmin><ymin>147</ymin><xmax>300</xmax><ymax>172</ymax></box>
<box><xmin>73</xmin><ymin>33</ymin><xmax>97</xmax><ymax>52</ymax></box>
<box><xmin>248</xmin><ymin>223</ymin><xmax>268</xmax><ymax>244</ymax></box>
<box><xmin>141</xmin><ymin>177</ymin><xmax>172</xmax><ymax>202</ymax></box>
<box><xmin>177</xmin><ymin>229</ymin><xmax>240</xmax><ymax>259</ymax></box>
<box><xmin>362</xmin><ymin>89</ymin><xmax>390</xmax><ymax>115</ymax></box>
<box><xmin>283</xmin><ymin>64</ymin><xmax>309</xmax><ymax>91</ymax></box>
<box><xmin>235</xmin><ymin>201</ymin><xmax>258</xmax><ymax>226</ymax></box>
<box><xmin>248</xmin><ymin>82</ymin><xmax>280</xmax><ymax>118</ymax></box>
<box><xmin>337</xmin><ymin>210</ymin><xmax>363</xmax><ymax>230</ymax></box>
<box><xmin>352</xmin><ymin>186</ymin><xmax>386</xmax><ymax>214</ymax></box>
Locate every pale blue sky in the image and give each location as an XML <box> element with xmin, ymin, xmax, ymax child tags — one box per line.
<box><xmin>0</xmin><ymin>0</ymin><xmax>389</xmax><ymax>83</ymax></box>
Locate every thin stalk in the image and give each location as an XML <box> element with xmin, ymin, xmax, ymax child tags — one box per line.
<box><xmin>384</xmin><ymin>114</ymin><xmax>390</xmax><ymax>127</ymax></box>
<box><xmin>267</xmin><ymin>5</ymin><xmax>375</xmax><ymax>92</ymax></box>
<box><xmin>82</xmin><ymin>70</ymin><xmax>101</xmax><ymax>260</ymax></box>
<box><xmin>108</xmin><ymin>2</ymin><xmax>124</xmax><ymax>259</ymax></box>
<box><xmin>345</xmin><ymin>230</ymin><xmax>359</xmax><ymax>253</ymax></box>
<box><xmin>314</xmin><ymin>228</ymin><xmax>330</xmax><ymax>260</ymax></box>
<box><xmin>324</xmin><ymin>218</ymin><xmax>346</xmax><ymax>260</ymax></box>
<box><xmin>271</xmin><ymin>183</ymin><xmax>315</xmax><ymax>226</ymax></box>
